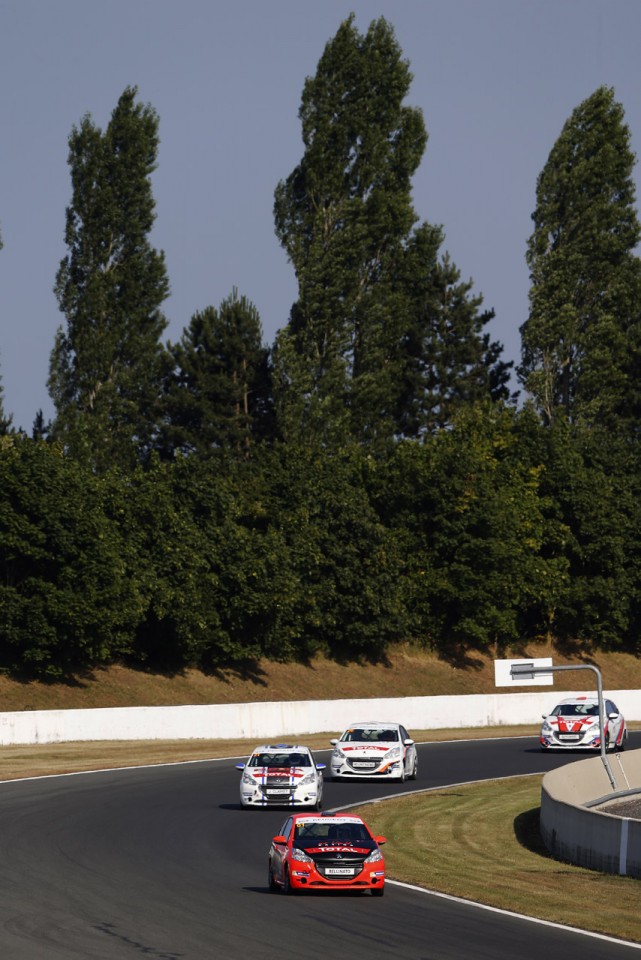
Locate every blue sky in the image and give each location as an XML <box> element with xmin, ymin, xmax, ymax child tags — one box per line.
<box><xmin>1</xmin><ymin>0</ymin><xmax>641</xmax><ymax>431</ymax></box>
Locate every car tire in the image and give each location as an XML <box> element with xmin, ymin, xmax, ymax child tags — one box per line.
<box><xmin>371</xmin><ymin>885</ymin><xmax>385</xmax><ymax>897</ymax></box>
<box><xmin>283</xmin><ymin>867</ymin><xmax>295</xmax><ymax>895</ymax></box>
<box><xmin>268</xmin><ymin>862</ymin><xmax>278</xmax><ymax>892</ymax></box>
<box><xmin>409</xmin><ymin>755</ymin><xmax>418</xmax><ymax>780</ymax></box>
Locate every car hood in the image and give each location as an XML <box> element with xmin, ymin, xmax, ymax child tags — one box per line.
<box><xmin>247</xmin><ymin>766</ymin><xmax>308</xmax><ymax>778</ymax></box>
<box><xmin>544</xmin><ymin>715</ymin><xmax>599</xmax><ymax>731</ymax></box>
<box><xmin>296</xmin><ymin>840</ymin><xmax>376</xmax><ymax>856</ymax></box>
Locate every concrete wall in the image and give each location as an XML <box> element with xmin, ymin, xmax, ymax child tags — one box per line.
<box><xmin>540</xmin><ymin>750</ymin><xmax>641</xmax><ymax>877</ymax></box>
<box><xmin>0</xmin><ymin>686</ymin><xmax>639</xmax><ymax>746</ymax></box>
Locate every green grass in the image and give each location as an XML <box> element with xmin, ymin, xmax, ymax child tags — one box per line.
<box><xmin>352</xmin><ymin>777</ymin><xmax>641</xmax><ymax>945</ymax></box>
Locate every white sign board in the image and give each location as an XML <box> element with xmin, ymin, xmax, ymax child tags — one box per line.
<box><xmin>494</xmin><ymin>657</ymin><xmax>554</xmax><ymax>687</ymax></box>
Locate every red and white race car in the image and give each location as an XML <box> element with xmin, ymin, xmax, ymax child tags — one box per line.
<box><xmin>329</xmin><ymin>720</ymin><xmax>418</xmax><ymax>781</ymax></box>
<box><xmin>539</xmin><ymin>696</ymin><xmax>627</xmax><ymax>751</ymax></box>
<box><xmin>268</xmin><ymin>813</ymin><xmax>386</xmax><ymax>895</ymax></box>
<box><xmin>236</xmin><ymin>744</ymin><xmax>325</xmax><ymax>809</ymax></box>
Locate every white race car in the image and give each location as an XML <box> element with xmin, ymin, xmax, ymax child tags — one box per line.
<box><xmin>236</xmin><ymin>744</ymin><xmax>325</xmax><ymax>809</ymax></box>
<box><xmin>540</xmin><ymin>696</ymin><xmax>627</xmax><ymax>751</ymax></box>
<box><xmin>329</xmin><ymin>721</ymin><xmax>418</xmax><ymax>781</ymax></box>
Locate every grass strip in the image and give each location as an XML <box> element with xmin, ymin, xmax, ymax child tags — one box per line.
<box><xmin>352</xmin><ymin>777</ymin><xmax>641</xmax><ymax>945</ymax></box>
<box><xmin>0</xmin><ymin>726</ymin><xmax>536</xmax><ymax>782</ymax></box>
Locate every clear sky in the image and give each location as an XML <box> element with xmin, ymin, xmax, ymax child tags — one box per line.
<box><xmin>1</xmin><ymin>0</ymin><xmax>641</xmax><ymax>432</ymax></box>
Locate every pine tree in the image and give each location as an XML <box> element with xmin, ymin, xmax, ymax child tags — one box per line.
<box><xmin>395</xmin><ymin>227</ymin><xmax>514</xmax><ymax>437</ymax></box>
<box><xmin>49</xmin><ymin>86</ymin><xmax>169</xmax><ymax>471</ymax></box>
<box><xmin>159</xmin><ymin>289</ymin><xmax>274</xmax><ymax>458</ymax></box>
<box><xmin>519</xmin><ymin>86</ymin><xmax>641</xmax><ymax>427</ymax></box>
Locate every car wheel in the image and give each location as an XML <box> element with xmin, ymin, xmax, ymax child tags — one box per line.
<box><xmin>283</xmin><ymin>867</ymin><xmax>295</xmax><ymax>895</ymax></box>
<box><xmin>371</xmin><ymin>885</ymin><xmax>385</xmax><ymax>897</ymax></box>
<box><xmin>268</xmin><ymin>861</ymin><xmax>278</xmax><ymax>892</ymax></box>
<box><xmin>410</xmin><ymin>755</ymin><xmax>418</xmax><ymax>780</ymax></box>
<box><xmin>314</xmin><ymin>794</ymin><xmax>323</xmax><ymax>811</ymax></box>
<box><xmin>618</xmin><ymin>730</ymin><xmax>628</xmax><ymax>752</ymax></box>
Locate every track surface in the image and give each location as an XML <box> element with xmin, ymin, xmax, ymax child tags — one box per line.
<box><xmin>0</xmin><ymin>734</ymin><xmax>640</xmax><ymax>959</ymax></box>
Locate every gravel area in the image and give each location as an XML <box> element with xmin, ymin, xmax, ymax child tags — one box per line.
<box><xmin>597</xmin><ymin>797</ymin><xmax>641</xmax><ymax>819</ymax></box>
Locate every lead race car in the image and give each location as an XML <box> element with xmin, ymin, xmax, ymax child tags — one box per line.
<box><xmin>268</xmin><ymin>813</ymin><xmax>386</xmax><ymax>895</ymax></box>
<box><xmin>329</xmin><ymin>720</ymin><xmax>418</xmax><ymax>781</ymax></box>
<box><xmin>539</xmin><ymin>696</ymin><xmax>628</xmax><ymax>751</ymax></box>
<box><xmin>236</xmin><ymin>744</ymin><xmax>325</xmax><ymax>809</ymax></box>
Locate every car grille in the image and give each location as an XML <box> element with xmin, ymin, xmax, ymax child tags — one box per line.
<box><xmin>260</xmin><ymin>780</ymin><xmax>294</xmax><ymax>800</ymax></box>
<box><xmin>314</xmin><ymin>856</ymin><xmax>365</xmax><ymax>879</ymax></box>
<box><xmin>346</xmin><ymin>759</ymin><xmax>381</xmax><ymax>773</ymax></box>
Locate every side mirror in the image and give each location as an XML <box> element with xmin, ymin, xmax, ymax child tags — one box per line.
<box><xmin>330</xmin><ymin>739</ymin><xmax>338</xmax><ymax>746</ymax></box>
<box><xmin>316</xmin><ymin>763</ymin><xmax>327</xmax><ymax>770</ymax></box>
<box><xmin>272</xmin><ymin>836</ymin><xmax>287</xmax><ymax>846</ymax></box>
<box><xmin>608</xmin><ymin>712</ymin><xmax>620</xmax><ymax>720</ymax></box>
<box><xmin>541</xmin><ymin>715</ymin><xmax>547</xmax><ymax>720</ymax></box>
<box><xmin>374</xmin><ymin>836</ymin><xmax>386</xmax><ymax>845</ymax></box>
<box><xmin>403</xmin><ymin>738</ymin><xmax>415</xmax><ymax>746</ymax></box>
<box><xmin>235</xmin><ymin>763</ymin><xmax>245</xmax><ymax>770</ymax></box>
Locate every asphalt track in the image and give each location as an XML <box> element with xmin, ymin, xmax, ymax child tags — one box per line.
<box><xmin>0</xmin><ymin>733</ymin><xmax>640</xmax><ymax>959</ymax></box>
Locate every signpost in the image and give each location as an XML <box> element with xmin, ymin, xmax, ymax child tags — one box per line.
<box><xmin>495</xmin><ymin>658</ymin><xmax>616</xmax><ymax>790</ymax></box>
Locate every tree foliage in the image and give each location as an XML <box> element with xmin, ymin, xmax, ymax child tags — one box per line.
<box><xmin>159</xmin><ymin>289</ymin><xmax>274</xmax><ymax>458</ymax></box>
<box><xmin>49</xmin><ymin>86</ymin><xmax>170</xmax><ymax>472</ymax></box>
<box><xmin>274</xmin><ymin>15</ymin><xmax>510</xmax><ymax>448</ymax></box>
<box><xmin>4</xmin><ymin>36</ymin><xmax>641</xmax><ymax>682</ymax></box>
<box><xmin>273</xmin><ymin>15</ymin><xmax>427</xmax><ymax>445</ymax></box>
<box><xmin>0</xmin><ymin>435</ymin><xmax>137</xmax><ymax>676</ymax></box>
<box><xmin>520</xmin><ymin>86</ymin><xmax>641</xmax><ymax>428</ymax></box>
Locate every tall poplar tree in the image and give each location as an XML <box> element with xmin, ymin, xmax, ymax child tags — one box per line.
<box><xmin>274</xmin><ymin>15</ymin><xmax>509</xmax><ymax>446</ymax></box>
<box><xmin>49</xmin><ymin>86</ymin><xmax>169</xmax><ymax>471</ymax></box>
<box><xmin>159</xmin><ymin>289</ymin><xmax>274</xmax><ymax>458</ymax></box>
<box><xmin>273</xmin><ymin>15</ymin><xmax>427</xmax><ymax>445</ymax></box>
<box><xmin>519</xmin><ymin>86</ymin><xmax>641</xmax><ymax>427</ymax></box>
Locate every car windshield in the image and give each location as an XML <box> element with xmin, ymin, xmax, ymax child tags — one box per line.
<box><xmin>340</xmin><ymin>728</ymin><xmax>399</xmax><ymax>743</ymax></box>
<box><xmin>552</xmin><ymin>703</ymin><xmax>599</xmax><ymax>717</ymax></box>
<box><xmin>248</xmin><ymin>752</ymin><xmax>311</xmax><ymax>767</ymax></box>
<box><xmin>294</xmin><ymin>821</ymin><xmax>373</xmax><ymax>847</ymax></box>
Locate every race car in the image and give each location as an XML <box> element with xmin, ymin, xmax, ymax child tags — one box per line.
<box><xmin>268</xmin><ymin>813</ymin><xmax>386</xmax><ymax>895</ymax></box>
<box><xmin>539</xmin><ymin>696</ymin><xmax>627</xmax><ymax>751</ymax></box>
<box><xmin>329</xmin><ymin>720</ymin><xmax>418</xmax><ymax>781</ymax></box>
<box><xmin>236</xmin><ymin>744</ymin><xmax>325</xmax><ymax>809</ymax></box>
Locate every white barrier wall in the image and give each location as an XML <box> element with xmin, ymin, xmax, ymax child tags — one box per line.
<box><xmin>540</xmin><ymin>749</ymin><xmax>641</xmax><ymax>877</ymax></box>
<box><xmin>1</xmin><ymin>687</ymin><xmax>640</xmax><ymax>746</ymax></box>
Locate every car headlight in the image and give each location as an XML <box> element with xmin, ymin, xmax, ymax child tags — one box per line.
<box><xmin>364</xmin><ymin>848</ymin><xmax>383</xmax><ymax>864</ymax></box>
<box><xmin>541</xmin><ymin>722</ymin><xmax>552</xmax><ymax>734</ymax></box>
<box><xmin>299</xmin><ymin>773</ymin><xmax>316</xmax><ymax>786</ymax></box>
<box><xmin>333</xmin><ymin>748</ymin><xmax>346</xmax><ymax>759</ymax></box>
<box><xmin>291</xmin><ymin>847</ymin><xmax>313</xmax><ymax>863</ymax></box>
<box><xmin>385</xmin><ymin>746</ymin><xmax>401</xmax><ymax>759</ymax></box>
<box><xmin>241</xmin><ymin>772</ymin><xmax>257</xmax><ymax>785</ymax></box>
